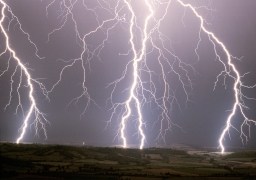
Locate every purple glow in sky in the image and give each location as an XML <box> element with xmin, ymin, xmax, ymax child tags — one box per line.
<box><xmin>0</xmin><ymin>0</ymin><xmax>256</xmax><ymax>150</ymax></box>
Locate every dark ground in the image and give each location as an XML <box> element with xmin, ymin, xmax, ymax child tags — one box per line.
<box><xmin>1</xmin><ymin>143</ymin><xmax>256</xmax><ymax>179</ymax></box>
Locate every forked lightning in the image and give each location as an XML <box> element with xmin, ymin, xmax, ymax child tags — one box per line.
<box><xmin>0</xmin><ymin>0</ymin><xmax>49</xmax><ymax>143</ymax></box>
<box><xmin>1</xmin><ymin>0</ymin><xmax>255</xmax><ymax>153</ymax></box>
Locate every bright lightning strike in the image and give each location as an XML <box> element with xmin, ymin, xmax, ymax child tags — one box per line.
<box><xmin>1</xmin><ymin>1</ymin><xmax>255</xmax><ymax>153</ymax></box>
<box><xmin>43</xmin><ymin>0</ymin><xmax>190</xmax><ymax>149</ymax></box>
<box><xmin>0</xmin><ymin>0</ymin><xmax>49</xmax><ymax>143</ymax></box>
<box><xmin>51</xmin><ymin>0</ymin><xmax>255</xmax><ymax>152</ymax></box>
<box><xmin>176</xmin><ymin>0</ymin><xmax>256</xmax><ymax>153</ymax></box>
<box><xmin>118</xmin><ymin>0</ymin><xmax>155</xmax><ymax>149</ymax></box>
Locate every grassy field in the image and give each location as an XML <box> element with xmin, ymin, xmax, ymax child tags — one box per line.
<box><xmin>1</xmin><ymin>143</ymin><xmax>255</xmax><ymax>179</ymax></box>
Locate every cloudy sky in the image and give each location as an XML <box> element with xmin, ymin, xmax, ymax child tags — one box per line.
<box><xmin>0</xmin><ymin>0</ymin><xmax>255</xmax><ymax>149</ymax></box>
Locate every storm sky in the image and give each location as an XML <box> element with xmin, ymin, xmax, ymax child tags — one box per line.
<box><xmin>0</xmin><ymin>0</ymin><xmax>256</xmax><ymax>149</ymax></box>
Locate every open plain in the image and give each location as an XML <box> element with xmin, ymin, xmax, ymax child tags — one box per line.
<box><xmin>1</xmin><ymin>143</ymin><xmax>256</xmax><ymax>179</ymax></box>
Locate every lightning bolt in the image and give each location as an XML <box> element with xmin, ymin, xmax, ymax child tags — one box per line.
<box><xmin>0</xmin><ymin>0</ymin><xmax>49</xmax><ymax>143</ymax></box>
<box><xmin>119</xmin><ymin>0</ymin><xmax>154</xmax><ymax>149</ymax></box>
<box><xmin>108</xmin><ymin>0</ymin><xmax>193</xmax><ymax>148</ymax></box>
<box><xmin>73</xmin><ymin>0</ymin><xmax>255</xmax><ymax>151</ymax></box>
<box><xmin>1</xmin><ymin>0</ymin><xmax>255</xmax><ymax>153</ymax></box>
<box><xmin>176</xmin><ymin>0</ymin><xmax>256</xmax><ymax>153</ymax></box>
<box><xmin>44</xmin><ymin>0</ymin><xmax>189</xmax><ymax>149</ymax></box>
